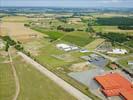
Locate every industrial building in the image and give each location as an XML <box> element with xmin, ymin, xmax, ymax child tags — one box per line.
<box><xmin>94</xmin><ymin>73</ymin><xmax>133</xmax><ymax>100</ymax></box>
<box><xmin>107</xmin><ymin>48</ymin><xmax>128</xmax><ymax>54</ymax></box>
<box><xmin>56</xmin><ymin>43</ymin><xmax>78</xmax><ymax>51</ymax></box>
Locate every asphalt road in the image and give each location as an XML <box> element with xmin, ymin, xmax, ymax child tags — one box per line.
<box><xmin>18</xmin><ymin>52</ymin><xmax>92</xmax><ymax>100</ymax></box>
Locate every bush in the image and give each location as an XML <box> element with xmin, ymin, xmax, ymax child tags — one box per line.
<box><xmin>2</xmin><ymin>36</ymin><xmax>16</xmax><ymax>46</ymax></box>
<box><xmin>57</xmin><ymin>25</ymin><xmax>75</xmax><ymax>32</ymax></box>
<box><xmin>24</xmin><ymin>23</ymin><xmax>30</xmax><ymax>27</ymax></box>
<box><xmin>15</xmin><ymin>44</ymin><xmax>24</xmax><ymax>51</ymax></box>
<box><xmin>118</xmin><ymin>26</ymin><xmax>133</xmax><ymax>30</ymax></box>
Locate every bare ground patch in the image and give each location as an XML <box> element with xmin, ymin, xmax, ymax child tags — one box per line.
<box><xmin>52</xmin><ymin>53</ymin><xmax>77</xmax><ymax>62</ymax></box>
<box><xmin>0</xmin><ymin>22</ymin><xmax>47</xmax><ymax>43</ymax></box>
<box><xmin>69</xmin><ymin>62</ymin><xmax>90</xmax><ymax>72</ymax></box>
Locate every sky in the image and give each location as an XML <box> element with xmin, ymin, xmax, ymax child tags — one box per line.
<box><xmin>0</xmin><ymin>0</ymin><xmax>133</xmax><ymax>8</ymax></box>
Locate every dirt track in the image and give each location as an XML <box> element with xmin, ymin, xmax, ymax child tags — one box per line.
<box><xmin>8</xmin><ymin>49</ymin><xmax>20</xmax><ymax>100</ymax></box>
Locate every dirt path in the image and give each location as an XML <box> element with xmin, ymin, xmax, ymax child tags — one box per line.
<box><xmin>18</xmin><ymin>52</ymin><xmax>92</xmax><ymax>100</ymax></box>
<box><xmin>8</xmin><ymin>49</ymin><xmax>20</xmax><ymax>100</ymax></box>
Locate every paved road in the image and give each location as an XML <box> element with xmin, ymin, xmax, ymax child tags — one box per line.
<box><xmin>8</xmin><ymin>49</ymin><xmax>20</xmax><ymax>100</ymax></box>
<box><xmin>18</xmin><ymin>52</ymin><xmax>92</xmax><ymax>100</ymax></box>
<box><xmin>93</xmin><ymin>51</ymin><xmax>117</xmax><ymax>62</ymax></box>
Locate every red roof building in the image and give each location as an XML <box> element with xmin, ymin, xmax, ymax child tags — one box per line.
<box><xmin>120</xmin><ymin>91</ymin><xmax>133</xmax><ymax>100</ymax></box>
<box><xmin>94</xmin><ymin>73</ymin><xmax>133</xmax><ymax>100</ymax></box>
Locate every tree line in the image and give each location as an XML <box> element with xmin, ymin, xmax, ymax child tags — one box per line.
<box><xmin>1</xmin><ymin>36</ymin><xmax>24</xmax><ymax>51</ymax></box>
<box><xmin>57</xmin><ymin>25</ymin><xmax>75</xmax><ymax>32</ymax></box>
<box><xmin>118</xmin><ymin>26</ymin><xmax>133</xmax><ymax>30</ymax></box>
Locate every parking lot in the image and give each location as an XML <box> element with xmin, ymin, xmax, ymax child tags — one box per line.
<box><xmin>81</xmin><ymin>54</ymin><xmax>109</xmax><ymax>68</ymax></box>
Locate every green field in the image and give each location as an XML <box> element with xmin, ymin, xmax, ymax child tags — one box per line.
<box><xmin>13</xmin><ymin>56</ymin><xmax>76</xmax><ymax>100</ymax></box>
<box><xmin>61</xmin><ymin>31</ymin><xmax>94</xmax><ymax>46</ymax></box>
<box><xmin>0</xmin><ymin>62</ymin><xmax>16</xmax><ymax>100</ymax></box>
<box><xmin>118</xmin><ymin>56</ymin><xmax>133</xmax><ymax>68</ymax></box>
<box><xmin>85</xmin><ymin>38</ymin><xmax>105</xmax><ymax>50</ymax></box>
<box><xmin>31</xmin><ymin>27</ymin><xmax>64</xmax><ymax>40</ymax></box>
<box><xmin>32</xmin><ymin>26</ymin><xmax>95</xmax><ymax>46</ymax></box>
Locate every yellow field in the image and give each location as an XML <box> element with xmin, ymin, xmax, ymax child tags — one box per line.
<box><xmin>0</xmin><ymin>22</ymin><xmax>46</xmax><ymax>42</ymax></box>
<box><xmin>0</xmin><ymin>26</ymin><xmax>8</xmax><ymax>35</ymax></box>
<box><xmin>85</xmin><ymin>39</ymin><xmax>105</xmax><ymax>50</ymax></box>
<box><xmin>2</xmin><ymin>16</ymin><xmax>29</xmax><ymax>22</ymax></box>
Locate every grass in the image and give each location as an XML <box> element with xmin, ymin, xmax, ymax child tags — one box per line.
<box><xmin>35</xmin><ymin>43</ymin><xmax>69</xmax><ymax>68</ymax></box>
<box><xmin>85</xmin><ymin>38</ymin><xmax>105</xmax><ymax>50</ymax></box>
<box><xmin>118</xmin><ymin>56</ymin><xmax>133</xmax><ymax>68</ymax></box>
<box><xmin>30</xmin><ymin>17</ymin><xmax>97</xmax><ymax>46</ymax></box>
<box><xmin>31</xmin><ymin>27</ymin><xmax>64</xmax><ymax>40</ymax></box>
<box><xmin>62</xmin><ymin>35</ymin><xmax>94</xmax><ymax>47</ymax></box>
<box><xmin>31</xmin><ymin>26</ymin><xmax>95</xmax><ymax>47</ymax></box>
<box><xmin>61</xmin><ymin>31</ymin><xmax>95</xmax><ymax>46</ymax></box>
<box><xmin>0</xmin><ymin>62</ymin><xmax>16</xmax><ymax>100</ymax></box>
<box><xmin>13</xmin><ymin>56</ymin><xmax>76</xmax><ymax>100</ymax></box>
<box><xmin>93</xmin><ymin>26</ymin><xmax>133</xmax><ymax>35</ymax></box>
<box><xmin>0</xmin><ymin>56</ymin><xmax>5</xmax><ymax>62</ymax></box>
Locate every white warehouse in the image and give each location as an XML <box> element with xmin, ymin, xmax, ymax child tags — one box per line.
<box><xmin>56</xmin><ymin>43</ymin><xmax>79</xmax><ymax>52</ymax></box>
<box><xmin>107</xmin><ymin>48</ymin><xmax>128</xmax><ymax>54</ymax></box>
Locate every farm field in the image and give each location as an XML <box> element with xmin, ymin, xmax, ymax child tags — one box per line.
<box><xmin>0</xmin><ymin>22</ymin><xmax>45</xmax><ymax>42</ymax></box>
<box><xmin>90</xmin><ymin>12</ymin><xmax>133</xmax><ymax>17</ymax></box>
<box><xmin>93</xmin><ymin>26</ymin><xmax>133</xmax><ymax>34</ymax></box>
<box><xmin>0</xmin><ymin>16</ymin><xmax>47</xmax><ymax>43</ymax></box>
<box><xmin>32</xmin><ymin>27</ymin><xmax>64</xmax><ymax>40</ymax></box>
<box><xmin>32</xmin><ymin>26</ymin><xmax>95</xmax><ymax>46</ymax></box>
<box><xmin>1</xmin><ymin>16</ymin><xmax>29</xmax><ymax>22</ymax></box>
<box><xmin>90</xmin><ymin>13</ymin><xmax>133</xmax><ymax>18</ymax></box>
<box><xmin>85</xmin><ymin>38</ymin><xmax>105</xmax><ymax>50</ymax></box>
<box><xmin>61</xmin><ymin>31</ymin><xmax>94</xmax><ymax>46</ymax></box>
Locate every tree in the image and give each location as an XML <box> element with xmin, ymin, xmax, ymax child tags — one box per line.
<box><xmin>24</xmin><ymin>23</ymin><xmax>30</xmax><ymax>27</ymax></box>
<box><xmin>86</xmin><ymin>26</ymin><xmax>94</xmax><ymax>33</ymax></box>
<box><xmin>5</xmin><ymin>42</ymin><xmax>9</xmax><ymax>52</ymax></box>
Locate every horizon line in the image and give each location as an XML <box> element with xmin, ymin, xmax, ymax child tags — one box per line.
<box><xmin>1</xmin><ymin>6</ymin><xmax>133</xmax><ymax>9</ymax></box>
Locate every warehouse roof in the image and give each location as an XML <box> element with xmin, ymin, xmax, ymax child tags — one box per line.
<box><xmin>120</xmin><ymin>91</ymin><xmax>133</xmax><ymax>100</ymax></box>
<box><xmin>94</xmin><ymin>73</ymin><xmax>133</xmax><ymax>99</ymax></box>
